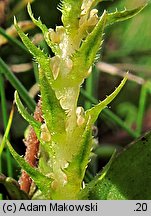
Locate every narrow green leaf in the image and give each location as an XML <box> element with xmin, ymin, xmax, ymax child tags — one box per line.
<box><xmin>0</xmin><ymin>73</ymin><xmax>13</xmax><ymax>177</ymax></box>
<box><xmin>39</xmin><ymin>68</ymin><xmax>66</xmax><ymax>136</ymax></box>
<box><xmin>27</xmin><ymin>3</ymin><xmax>59</xmax><ymax>55</ymax></box>
<box><xmin>7</xmin><ymin>140</ymin><xmax>52</xmax><ymax>199</ymax></box>
<box><xmin>15</xmin><ymin>91</ymin><xmax>42</xmax><ymax>138</ymax></box>
<box><xmin>81</xmin><ymin>88</ymin><xmax>138</xmax><ymax>138</ymax></box>
<box><xmin>0</xmin><ymin>105</ymin><xmax>14</xmax><ymax>155</ymax></box>
<box><xmin>0</xmin><ymin>27</ymin><xmax>28</xmax><ymax>54</ymax></box>
<box><xmin>86</xmin><ymin>76</ymin><xmax>127</xmax><ymax>124</ymax></box>
<box><xmin>14</xmin><ymin>17</ymin><xmax>46</xmax><ymax>60</ymax></box>
<box><xmin>0</xmin><ymin>58</ymin><xmax>36</xmax><ymax>112</ymax></box>
<box><xmin>64</xmin><ymin>117</ymin><xmax>93</xmax><ymax>196</ymax></box>
<box><xmin>78</xmin><ymin>149</ymin><xmax>116</xmax><ymax>199</ymax></box>
<box><xmin>60</xmin><ymin>118</ymin><xmax>92</xmax><ymax>199</ymax></box>
<box><xmin>14</xmin><ymin>18</ymin><xmax>54</xmax><ymax>85</ymax></box>
<box><xmin>72</xmin><ymin>11</ymin><xmax>107</xmax><ymax>84</ymax></box>
<box><xmin>81</xmin><ymin>131</ymin><xmax>151</xmax><ymax>200</ymax></box>
<box><xmin>106</xmin><ymin>3</ymin><xmax>147</xmax><ymax>26</ymax></box>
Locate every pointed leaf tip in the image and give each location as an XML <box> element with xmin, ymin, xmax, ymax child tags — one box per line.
<box><xmin>106</xmin><ymin>3</ymin><xmax>148</xmax><ymax>26</ymax></box>
<box><xmin>27</xmin><ymin>3</ymin><xmax>59</xmax><ymax>55</ymax></box>
<box><xmin>86</xmin><ymin>76</ymin><xmax>127</xmax><ymax>123</ymax></box>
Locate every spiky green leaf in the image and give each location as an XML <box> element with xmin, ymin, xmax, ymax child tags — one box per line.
<box><xmin>72</xmin><ymin>11</ymin><xmax>106</xmax><ymax>84</ymax></box>
<box><xmin>14</xmin><ymin>18</ymin><xmax>54</xmax><ymax>85</ymax></box>
<box><xmin>14</xmin><ymin>17</ymin><xmax>46</xmax><ymax>60</ymax></box>
<box><xmin>39</xmin><ymin>68</ymin><xmax>66</xmax><ymax>137</ymax></box>
<box><xmin>78</xmin><ymin>149</ymin><xmax>116</xmax><ymax>199</ymax></box>
<box><xmin>15</xmin><ymin>91</ymin><xmax>42</xmax><ymax>138</ymax></box>
<box><xmin>27</xmin><ymin>3</ymin><xmax>59</xmax><ymax>55</ymax></box>
<box><xmin>64</xmin><ymin>117</ymin><xmax>92</xmax><ymax>198</ymax></box>
<box><xmin>86</xmin><ymin>76</ymin><xmax>127</xmax><ymax>124</ymax></box>
<box><xmin>106</xmin><ymin>3</ymin><xmax>147</xmax><ymax>26</ymax></box>
<box><xmin>7</xmin><ymin>140</ymin><xmax>52</xmax><ymax>199</ymax></box>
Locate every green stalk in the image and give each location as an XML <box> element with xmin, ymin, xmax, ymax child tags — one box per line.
<box><xmin>0</xmin><ymin>74</ymin><xmax>13</xmax><ymax>178</ymax></box>
<box><xmin>85</xmin><ymin>73</ymin><xmax>93</xmax><ymax>110</ymax></box>
<box><xmin>0</xmin><ymin>58</ymin><xmax>36</xmax><ymax>112</ymax></box>
<box><xmin>33</xmin><ymin>62</ymin><xmax>39</xmax><ymax>83</ymax></box>
<box><xmin>80</xmin><ymin>88</ymin><xmax>138</xmax><ymax>138</ymax></box>
<box><xmin>136</xmin><ymin>84</ymin><xmax>147</xmax><ymax>136</ymax></box>
<box><xmin>0</xmin><ymin>27</ymin><xmax>29</xmax><ymax>54</ymax></box>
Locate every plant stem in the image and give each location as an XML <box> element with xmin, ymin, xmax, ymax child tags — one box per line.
<box><xmin>33</xmin><ymin>62</ymin><xmax>39</xmax><ymax>84</ymax></box>
<box><xmin>0</xmin><ymin>74</ymin><xmax>13</xmax><ymax>178</ymax></box>
<box><xmin>136</xmin><ymin>84</ymin><xmax>147</xmax><ymax>135</ymax></box>
<box><xmin>0</xmin><ymin>27</ymin><xmax>29</xmax><ymax>54</ymax></box>
<box><xmin>0</xmin><ymin>58</ymin><xmax>36</xmax><ymax>112</ymax></box>
<box><xmin>85</xmin><ymin>73</ymin><xmax>93</xmax><ymax>110</ymax></box>
<box><xmin>80</xmin><ymin>88</ymin><xmax>138</xmax><ymax>138</ymax></box>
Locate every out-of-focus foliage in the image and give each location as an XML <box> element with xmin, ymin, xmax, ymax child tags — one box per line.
<box><xmin>0</xmin><ymin>0</ymin><xmax>151</xmax><ymax>200</ymax></box>
<box><xmin>105</xmin><ymin>0</ymin><xmax>151</xmax><ymax>66</ymax></box>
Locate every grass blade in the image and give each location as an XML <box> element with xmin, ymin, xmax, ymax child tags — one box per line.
<box><xmin>0</xmin><ymin>104</ymin><xmax>14</xmax><ymax>155</ymax></box>
<box><xmin>0</xmin><ymin>74</ymin><xmax>13</xmax><ymax>178</ymax></box>
<box><xmin>0</xmin><ymin>27</ymin><xmax>29</xmax><ymax>54</ymax></box>
<box><xmin>0</xmin><ymin>58</ymin><xmax>36</xmax><ymax>112</ymax></box>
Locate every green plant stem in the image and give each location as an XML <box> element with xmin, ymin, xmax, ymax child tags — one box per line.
<box><xmin>0</xmin><ymin>74</ymin><xmax>13</xmax><ymax>178</ymax></box>
<box><xmin>136</xmin><ymin>84</ymin><xmax>147</xmax><ymax>135</ymax></box>
<box><xmin>0</xmin><ymin>27</ymin><xmax>29</xmax><ymax>54</ymax></box>
<box><xmin>80</xmin><ymin>88</ymin><xmax>138</xmax><ymax>138</ymax></box>
<box><xmin>0</xmin><ymin>58</ymin><xmax>36</xmax><ymax>112</ymax></box>
<box><xmin>85</xmin><ymin>73</ymin><xmax>93</xmax><ymax>110</ymax></box>
<box><xmin>33</xmin><ymin>62</ymin><xmax>39</xmax><ymax>83</ymax></box>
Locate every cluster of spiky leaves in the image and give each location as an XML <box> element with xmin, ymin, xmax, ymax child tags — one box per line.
<box><xmin>8</xmin><ymin>0</ymin><xmax>146</xmax><ymax>199</ymax></box>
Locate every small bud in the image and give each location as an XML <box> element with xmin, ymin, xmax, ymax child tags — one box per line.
<box><xmin>77</xmin><ymin>116</ymin><xmax>85</xmax><ymax>126</ymax></box>
<box><xmin>76</xmin><ymin>106</ymin><xmax>85</xmax><ymax>116</ymax></box>
<box><xmin>56</xmin><ymin>26</ymin><xmax>65</xmax><ymax>41</ymax></box>
<box><xmin>49</xmin><ymin>26</ymin><xmax>65</xmax><ymax>44</ymax></box>
<box><xmin>49</xmin><ymin>29</ymin><xmax>60</xmax><ymax>43</ymax></box>
<box><xmin>51</xmin><ymin>180</ymin><xmax>58</xmax><ymax>190</ymax></box>
<box><xmin>51</xmin><ymin>56</ymin><xmax>60</xmax><ymax>80</ymax></box>
<box><xmin>40</xmin><ymin>123</ymin><xmax>51</xmax><ymax>142</ymax></box>
<box><xmin>90</xmin><ymin>9</ymin><xmax>98</xmax><ymax>17</ymax></box>
<box><xmin>65</xmin><ymin>58</ymin><xmax>73</xmax><ymax>70</ymax></box>
<box><xmin>62</xmin><ymin>172</ymin><xmax>68</xmax><ymax>186</ymax></box>
<box><xmin>76</xmin><ymin>107</ymin><xmax>85</xmax><ymax>126</ymax></box>
<box><xmin>88</xmin><ymin>9</ymin><xmax>98</xmax><ymax>26</ymax></box>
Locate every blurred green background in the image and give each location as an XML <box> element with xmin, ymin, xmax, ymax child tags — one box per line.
<box><xmin>0</xmin><ymin>0</ymin><xmax>151</xmax><ymax>189</ymax></box>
